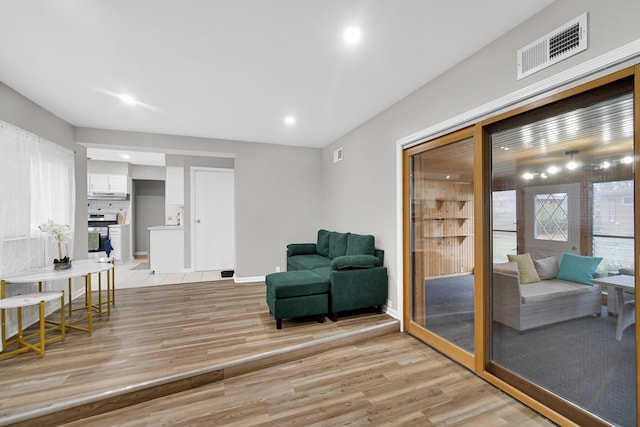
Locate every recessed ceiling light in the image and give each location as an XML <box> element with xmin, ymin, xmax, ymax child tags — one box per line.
<box><xmin>284</xmin><ymin>115</ymin><xmax>296</xmax><ymax>125</ymax></box>
<box><xmin>121</xmin><ymin>154</ymin><xmax>130</xmax><ymax>159</ymax></box>
<box><xmin>343</xmin><ymin>26</ymin><xmax>362</xmax><ymax>45</ymax></box>
<box><xmin>118</xmin><ymin>94</ymin><xmax>137</xmax><ymax>105</ymax></box>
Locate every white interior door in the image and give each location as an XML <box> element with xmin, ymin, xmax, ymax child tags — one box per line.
<box><xmin>523</xmin><ymin>183</ymin><xmax>580</xmax><ymax>260</ymax></box>
<box><xmin>193</xmin><ymin>168</ymin><xmax>235</xmax><ymax>271</ymax></box>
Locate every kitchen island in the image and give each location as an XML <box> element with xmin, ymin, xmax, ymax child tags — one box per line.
<box><xmin>148</xmin><ymin>226</ymin><xmax>184</xmax><ymax>274</ymax></box>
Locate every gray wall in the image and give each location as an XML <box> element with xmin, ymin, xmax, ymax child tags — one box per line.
<box><xmin>320</xmin><ymin>0</ymin><xmax>640</xmax><ymax>313</ymax></box>
<box><xmin>75</xmin><ymin>128</ymin><xmax>323</xmax><ymax>277</ymax></box>
<box><xmin>0</xmin><ymin>81</ymin><xmax>88</xmax><ymax>259</ymax></box>
<box><xmin>133</xmin><ymin>180</ymin><xmax>166</xmax><ymax>255</ymax></box>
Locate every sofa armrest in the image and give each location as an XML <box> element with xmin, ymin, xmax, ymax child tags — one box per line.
<box><xmin>330</xmin><ymin>255</ymin><xmax>381</xmax><ymax>270</ymax></box>
<box><xmin>329</xmin><ymin>266</ymin><xmax>388</xmax><ymax>313</ymax></box>
<box><xmin>493</xmin><ymin>271</ymin><xmax>522</xmax><ymax>303</ymax></box>
<box><xmin>287</xmin><ymin>243</ymin><xmax>317</xmax><ymax>257</ymax></box>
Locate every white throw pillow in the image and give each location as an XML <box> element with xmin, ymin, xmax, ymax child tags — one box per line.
<box><xmin>534</xmin><ymin>256</ymin><xmax>558</xmax><ymax>280</ymax></box>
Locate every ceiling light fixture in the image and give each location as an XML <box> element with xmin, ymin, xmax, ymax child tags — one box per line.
<box><xmin>622</xmin><ymin>155</ymin><xmax>633</xmax><ymax>164</ymax></box>
<box><xmin>284</xmin><ymin>115</ymin><xmax>296</xmax><ymax>125</ymax></box>
<box><xmin>547</xmin><ymin>165</ymin><xmax>559</xmax><ymax>174</ymax></box>
<box><xmin>343</xmin><ymin>26</ymin><xmax>362</xmax><ymax>45</ymax></box>
<box><xmin>118</xmin><ymin>94</ymin><xmax>137</xmax><ymax>105</ymax></box>
<box><xmin>565</xmin><ymin>150</ymin><xmax>579</xmax><ymax>171</ymax></box>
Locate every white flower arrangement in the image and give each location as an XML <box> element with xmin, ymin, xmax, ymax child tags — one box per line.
<box><xmin>39</xmin><ymin>220</ymin><xmax>73</xmax><ymax>263</ymax></box>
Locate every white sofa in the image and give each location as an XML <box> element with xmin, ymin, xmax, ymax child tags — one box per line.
<box><xmin>493</xmin><ymin>260</ymin><xmax>602</xmax><ymax>331</ymax></box>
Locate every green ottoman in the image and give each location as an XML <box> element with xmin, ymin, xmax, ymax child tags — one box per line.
<box><xmin>266</xmin><ymin>271</ymin><xmax>330</xmax><ymax>329</ymax></box>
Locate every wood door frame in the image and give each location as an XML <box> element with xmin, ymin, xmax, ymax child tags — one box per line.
<box><xmin>403</xmin><ymin>126</ymin><xmax>476</xmax><ymax>370</ymax></box>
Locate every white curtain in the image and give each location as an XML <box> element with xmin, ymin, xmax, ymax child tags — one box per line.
<box><xmin>0</xmin><ymin>121</ymin><xmax>75</xmax><ymax>347</ymax></box>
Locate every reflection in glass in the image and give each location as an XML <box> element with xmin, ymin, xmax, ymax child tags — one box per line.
<box><xmin>490</xmin><ymin>91</ymin><xmax>636</xmax><ymax>426</ymax></box>
<box><xmin>410</xmin><ymin>138</ymin><xmax>474</xmax><ymax>352</ymax></box>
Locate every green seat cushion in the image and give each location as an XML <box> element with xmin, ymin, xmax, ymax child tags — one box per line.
<box><xmin>311</xmin><ymin>266</ymin><xmax>331</xmax><ymax>279</ymax></box>
<box><xmin>266</xmin><ymin>271</ymin><xmax>330</xmax><ymax>298</ymax></box>
<box><xmin>346</xmin><ymin>233</ymin><xmax>375</xmax><ymax>256</ymax></box>
<box><xmin>288</xmin><ymin>254</ymin><xmax>331</xmax><ymax>270</ymax></box>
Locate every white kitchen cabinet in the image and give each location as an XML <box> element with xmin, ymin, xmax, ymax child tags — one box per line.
<box><xmin>165</xmin><ymin>166</ymin><xmax>184</xmax><ymax>205</ymax></box>
<box><xmin>89</xmin><ymin>174</ymin><xmax>128</xmax><ymax>193</ymax></box>
<box><xmin>108</xmin><ymin>174</ymin><xmax>128</xmax><ymax>193</ymax></box>
<box><xmin>88</xmin><ymin>174</ymin><xmax>109</xmax><ymax>192</ymax></box>
<box><xmin>108</xmin><ymin>224</ymin><xmax>132</xmax><ymax>264</ymax></box>
<box><xmin>148</xmin><ymin>226</ymin><xmax>184</xmax><ymax>274</ymax></box>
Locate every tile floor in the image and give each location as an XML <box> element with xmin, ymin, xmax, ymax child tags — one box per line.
<box><xmin>114</xmin><ymin>259</ymin><xmax>225</xmax><ymax>289</ymax></box>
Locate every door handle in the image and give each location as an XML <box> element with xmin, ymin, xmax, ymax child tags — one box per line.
<box><xmin>196</xmin><ymin>219</ymin><xmax>201</xmax><ymax>224</ymax></box>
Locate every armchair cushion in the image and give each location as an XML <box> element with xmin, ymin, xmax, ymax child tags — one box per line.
<box><xmin>330</xmin><ymin>255</ymin><xmax>381</xmax><ymax>270</ymax></box>
<box><xmin>346</xmin><ymin>233</ymin><xmax>375</xmax><ymax>256</ymax></box>
<box><xmin>328</xmin><ymin>232</ymin><xmax>349</xmax><ymax>259</ymax></box>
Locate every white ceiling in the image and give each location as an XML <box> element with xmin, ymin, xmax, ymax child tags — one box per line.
<box><xmin>0</xmin><ymin>0</ymin><xmax>555</xmax><ymax>155</ymax></box>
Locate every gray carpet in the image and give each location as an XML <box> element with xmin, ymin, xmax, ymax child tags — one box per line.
<box><xmin>425</xmin><ymin>275</ymin><xmax>474</xmax><ymax>352</ymax></box>
<box><xmin>493</xmin><ymin>311</ymin><xmax>636</xmax><ymax>427</ymax></box>
<box><xmin>424</xmin><ymin>275</ymin><xmax>636</xmax><ymax>427</ymax></box>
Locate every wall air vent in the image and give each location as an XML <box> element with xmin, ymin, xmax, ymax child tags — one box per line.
<box><xmin>333</xmin><ymin>147</ymin><xmax>344</xmax><ymax>163</ymax></box>
<box><xmin>517</xmin><ymin>12</ymin><xmax>588</xmax><ymax>80</ymax></box>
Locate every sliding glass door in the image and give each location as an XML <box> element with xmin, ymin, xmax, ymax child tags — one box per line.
<box><xmin>404</xmin><ymin>130</ymin><xmax>476</xmax><ymax>360</ymax></box>
<box><xmin>488</xmin><ymin>79</ymin><xmax>636</xmax><ymax>426</ymax></box>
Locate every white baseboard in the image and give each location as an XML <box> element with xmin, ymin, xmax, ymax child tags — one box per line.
<box><xmin>385</xmin><ymin>306</ymin><xmax>399</xmax><ymax>320</ymax></box>
<box><xmin>233</xmin><ymin>275</ymin><xmax>265</xmax><ymax>284</ymax></box>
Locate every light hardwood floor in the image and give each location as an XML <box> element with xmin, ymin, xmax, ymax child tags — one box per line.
<box><xmin>64</xmin><ymin>333</ymin><xmax>554</xmax><ymax>427</ymax></box>
<box><xmin>0</xmin><ymin>272</ymin><xmax>554</xmax><ymax>426</ymax></box>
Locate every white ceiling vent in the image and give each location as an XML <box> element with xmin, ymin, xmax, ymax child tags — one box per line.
<box><xmin>517</xmin><ymin>13</ymin><xmax>588</xmax><ymax>80</ymax></box>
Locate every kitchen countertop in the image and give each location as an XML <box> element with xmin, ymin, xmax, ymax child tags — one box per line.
<box><xmin>148</xmin><ymin>225</ymin><xmax>184</xmax><ymax>230</ymax></box>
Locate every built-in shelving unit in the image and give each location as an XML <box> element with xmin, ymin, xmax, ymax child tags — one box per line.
<box><xmin>412</xmin><ymin>182</ymin><xmax>474</xmax><ymax>277</ymax></box>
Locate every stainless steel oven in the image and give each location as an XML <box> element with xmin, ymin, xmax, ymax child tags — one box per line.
<box><xmin>88</xmin><ymin>213</ymin><xmax>118</xmax><ymax>252</ymax></box>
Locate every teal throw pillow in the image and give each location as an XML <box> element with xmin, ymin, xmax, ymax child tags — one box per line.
<box><xmin>328</xmin><ymin>232</ymin><xmax>349</xmax><ymax>259</ymax></box>
<box><xmin>346</xmin><ymin>233</ymin><xmax>375</xmax><ymax>256</ymax></box>
<box><xmin>317</xmin><ymin>229</ymin><xmax>330</xmax><ymax>257</ymax></box>
<box><xmin>556</xmin><ymin>252</ymin><xmax>602</xmax><ymax>285</ymax></box>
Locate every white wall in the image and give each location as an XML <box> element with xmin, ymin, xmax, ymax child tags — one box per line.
<box><xmin>320</xmin><ymin>0</ymin><xmax>640</xmax><ymax>313</ymax></box>
<box><xmin>131</xmin><ymin>165</ymin><xmax>165</xmax><ymax>181</ymax></box>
